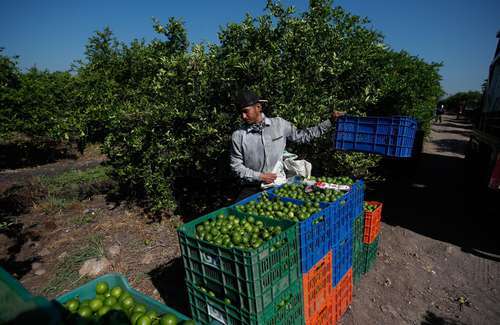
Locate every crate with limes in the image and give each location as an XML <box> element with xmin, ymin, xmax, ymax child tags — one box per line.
<box><xmin>187</xmin><ymin>280</ymin><xmax>304</xmax><ymax>325</ymax></box>
<box><xmin>56</xmin><ymin>273</ymin><xmax>194</xmax><ymax>324</ymax></box>
<box><xmin>178</xmin><ymin>206</ymin><xmax>300</xmax><ymax>317</ymax></box>
<box><xmin>234</xmin><ymin>192</ymin><xmax>333</xmax><ymax>274</ymax></box>
<box><xmin>274</xmin><ymin>177</ymin><xmax>364</xmax><ymax>217</ymax></box>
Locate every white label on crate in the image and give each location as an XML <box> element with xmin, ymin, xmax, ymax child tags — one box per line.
<box><xmin>201</xmin><ymin>252</ymin><xmax>220</xmax><ymax>269</ymax></box>
<box><xmin>303</xmin><ymin>180</ymin><xmax>351</xmax><ymax>191</ymax></box>
<box><xmin>207</xmin><ymin>304</ymin><xmax>226</xmax><ymax>324</ymax></box>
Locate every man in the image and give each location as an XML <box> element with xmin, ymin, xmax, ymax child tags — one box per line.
<box><xmin>435</xmin><ymin>104</ymin><xmax>445</xmax><ymax>123</ymax></box>
<box><xmin>230</xmin><ymin>90</ymin><xmax>344</xmax><ymax>201</ymax></box>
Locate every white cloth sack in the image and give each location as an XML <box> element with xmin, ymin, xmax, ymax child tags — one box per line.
<box><xmin>261</xmin><ymin>151</ymin><xmax>312</xmax><ymax>189</ymax></box>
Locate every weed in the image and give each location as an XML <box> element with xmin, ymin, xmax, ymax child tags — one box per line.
<box><xmin>39</xmin><ymin>165</ymin><xmax>111</xmax><ymax>197</ymax></box>
<box><xmin>42</xmin><ymin>234</ymin><xmax>105</xmax><ymax>296</ymax></box>
<box><xmin>37</xmin><ymin>195</ymin><xmax>73</xmax><ymax>214</ymax></box>
<box><xmin>72</xmin><ymin>210</ymin><xmax>100</xmax><ymax>226</ymax></box>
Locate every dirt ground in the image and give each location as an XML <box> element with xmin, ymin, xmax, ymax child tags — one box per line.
<box><xmin>1</xmin><ymin>114</ymin><xmax>499</xmax><ymax>324</ymax></box>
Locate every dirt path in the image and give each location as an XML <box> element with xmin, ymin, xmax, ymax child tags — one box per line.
<box><xmin>343</xmin><ymin>114</ymin><xmax>500</xmax><ymax>325</ymax></box>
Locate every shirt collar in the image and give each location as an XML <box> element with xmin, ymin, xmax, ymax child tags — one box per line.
<box><xmin>246</xmin><ymin>113</ymin><xmax>271</xmax><ymax>133</ymax></box>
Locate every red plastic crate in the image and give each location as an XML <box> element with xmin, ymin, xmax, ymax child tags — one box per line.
<box><xmin>332</xmin><ymin>268</ymin><xmax>353</xmax><ymax>323</ymax></box>
<box><xmin>309</xmin><ymin>300</ymin><xmax>334</xmax><ymax>325</ymax></box>
<box><xmin>303</xmin><ymin>251</ymin><xmax>333</xmax><ymax>324</ymax></box>
<box><xmin>363</xmin><ymin>201</ymin><xmax>382</xmax><ymax>244</ymax></box>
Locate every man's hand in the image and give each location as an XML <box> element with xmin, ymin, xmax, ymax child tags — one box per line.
<box><xmin>260</xmin><ymin>172</ymin><xmax>277</xmax><ymax>184</ymax></box>
<box><xmin>331</xmin><ymin>111</ymin><xmax>345</xmax><ymax>122</ymax></box>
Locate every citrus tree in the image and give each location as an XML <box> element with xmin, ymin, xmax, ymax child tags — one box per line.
<box><xmin>97</xmin><ymin>0</ymin><xmax>443</xmax><ymax>216</ymax></box>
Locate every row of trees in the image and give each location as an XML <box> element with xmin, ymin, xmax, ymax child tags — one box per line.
<box><xmin>1</xmin><ymin>0</ymin><xmax>445</xmax><ymax>216</ymax></box>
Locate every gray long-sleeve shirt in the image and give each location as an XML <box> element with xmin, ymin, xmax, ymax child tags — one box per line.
<box><xmin>230</xmin><ymin>114</ymin><xmax>332</xmax><ymax>184</ymax></box>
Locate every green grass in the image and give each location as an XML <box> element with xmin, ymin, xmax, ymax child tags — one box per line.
<box><xmin>39</xmin><ymin>165</ymin><xmax>111</xmax><ymax>196</ymax></box>
<box><xmin>42</xmin><ymin>234</ymin><xmax>105</xmax><ymax>296</ymax></box>
<box><xmin>72</xmin><ymin>213</ymin><xmax>96</xmax><ymax>226</ymax></box>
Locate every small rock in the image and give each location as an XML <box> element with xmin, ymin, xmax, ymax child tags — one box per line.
<box><xmin>32</xmin><ymin>262</ymin><xmax>42</xmax><ymax>270</ymax></box>
<box><xmin>58</xmin><ymin>251</ymin><xmax>68</xmax><ymax>260</ymax></box>
<box><xmin>107</xmin><ymin>244</ymin><xmax>121</xmax><ymax>258</ymax></box>
<box><xmin>384</xmin><ymin>278</ymin><xmax>392</xmax><ymax>287</ymax></box>
<box><xmin>141</xmin><ymin>252</ymin><xmax>154</xmax><ymax>265</ymax></box>
<box><xmin>39</xmin><ymin>247</ymin><xmax>50</xmax><ymax>256</ymax></box>
<box><xmin>380</xmin><ymin>304</ymin><xmax>398</xmax><ymax>318</ymax></box>
<box><xmin>446</xmin><ymin>246</ymin><xmax>454</xmax><ymax>254</ymax></box>
<box><xmin>79</xmin><ymin>257</ymin><xmax>111</xmax><ymax>277</ymax></box>
<box><xmin>34</xmin><ymin>269</ymin><xmax>46</xmax><ymax>276</ymax></box>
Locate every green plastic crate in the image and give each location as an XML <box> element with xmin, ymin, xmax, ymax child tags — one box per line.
<box><xmin>187</xmin><ymin>280</ymin><xmax>304</xmax><ymax>325</ymax></box>
<box><xmin>352</xmin><ymin>213</ymin><xmax>364</xmax><ymax>284</ymax></box>
<box><xmin>363</xmin><ymin>235</ymin><xmax>380</xmax><ymax>273</ymax></box>
<box><xmin>178</xmin><ymin>206</ymin><xmax>300</xmax><ymax>315</ymax></box>
<box><xmin>0</xmin><ymin>267</ymin><xmax>62</xmax><ymax>324</ymax></box>
<box><xmin>56</xmin><ymin>272</ymin><xmax>190</xmax><ymax>322</ymax></box>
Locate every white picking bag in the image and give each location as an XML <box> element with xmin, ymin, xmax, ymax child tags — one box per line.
<box><xmin>261</xmin><ymin>151</ymin><xmax>312</xmax><ymax>189</ymax></box>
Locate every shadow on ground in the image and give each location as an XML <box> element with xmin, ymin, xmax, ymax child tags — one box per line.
<box><xmin>368</xmin><ymin>146</ymin><xmax>500</xmax><ymax>260</ymax></box>
<box><xmin>0</xmin><ymin>222</ymin><xmax>42</xmax><ymax>278</ymax></box>
<box><xmin>421</xmin><ymin>311</ymin><xmax>467</xmax><ymax>325</ymax></box>
<box><xmin>149</xmin><ymin>257</ymin><xmax>191</xmax><ymax>317</ymax></box>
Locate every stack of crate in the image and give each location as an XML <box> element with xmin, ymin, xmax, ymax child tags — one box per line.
<box><xmin>178</xmin><ymin>178</ymin><xmax>366</xmax><ymax>324</ymax></box>
<box><xmin>269</xmin><ymin>179</ymin><xmax>365</xmax><ymax>324</ymax></box>
<box><xmin>330</xmin><ymin>180</ymin><xmax>364</xmax><ymax>323</ymax></box>
<box><xmin>178</xmin><ymin>206</ymin><xmax>304</xmax><ymax>324</ymax></box>
<box><xmin>353</xmin><ymin>201</ymin><xmax>382</xmax><ymax>285</ymax></box>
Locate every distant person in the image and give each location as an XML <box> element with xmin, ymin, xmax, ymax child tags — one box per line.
<box><xmin>435</xmin><ymin>104</ymin><xmax>445</xmax><ymax>123</ymax></box>
<box><xmin>457</xmin><ymin>104</ymin><xmax>464</xmax><ymax>120</ymax></box>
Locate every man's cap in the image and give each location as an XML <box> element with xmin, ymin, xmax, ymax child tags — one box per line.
<box><xmin>236</xmin><ymin>90</ymin><xmax>268</xmax><ymax>109</ymax></box>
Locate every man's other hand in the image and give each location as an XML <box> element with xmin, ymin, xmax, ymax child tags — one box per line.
<box><xmin>260</xmin><ymin>173</ymin><xmax>277</xmax><ymax>184</ymax></box>
<box><xmin>331</xmin><ymin>111</ymin><xmax>345</xmax><ymax>122</ymax></box>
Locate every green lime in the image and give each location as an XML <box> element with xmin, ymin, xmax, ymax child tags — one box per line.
<box><xmin>104</xmin><ymin>296</ymin><xmax>118</xmax><ymax>307</ymax></box>
<box><xmin>89</xmin><ymin>298</ymin><xmax>104</xmax><ymax>311</ymax></box>
<box><xmin>136</xmin><ymin>315</ymin><xmax>152</xmax><ymax>325</ymax></box>
<box><xmin>145</xmin><ymin>310</ymin><xmax>158</xmax><ymax>319</ymax></box>
<box><xmin>159</xmin><ymin>313</ymin><xmax>178</xmax><ymax>325</ymax></box>
<box><xmin>133</xmin><ymin>304</ymin><xmax>147</xmax><ymax>314</ymax></box>
<box><xmin>97</xmin><ymin>305</ymin><xmax>111</xmax><ymax>317</ymax></box>
<box><xmin>131</xmin><ymin>312</ymin><xmax>145</xmax><ymax>325</ymax></box>
<box><xmin>121</xmin><ymin>296</ymin><xmax>135</xmax><ymax>309</ymax></box>
<box><xmin>110</xmin><ymin>286</ymin><xmax>124</xmax><ymax>299</ymax></box>
<box><xmin>65</xmin><ymin>298</ymin><xmax>79</xmax><ymax>312</ymax></box>
<box><xmin>77</xmin><ymin>306</ymin><xmax>93</xmax><ymax>318</ymax></box>
<box><xmin>95</xmin><ymin>281</ymin><xmax>109</xmax><ymax>295</ymax></box>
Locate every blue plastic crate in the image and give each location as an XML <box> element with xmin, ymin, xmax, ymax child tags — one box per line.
<box><xmin>348</xmin><ymin>180</ymin><xmax>365</xmax><ymax>220</ymax></box>
<box><xmin>268</xmin><ymin>180</ymin><xmax>364</xmax><ymax>246</ymax></box>
<box><xmin>333</xmin><ymin>116</ymin><xmax>418</xmax><ymax>158</ymax></box>
<box><xmin>233</xmin><ymin>192</ymin><xmax>332</xmax><ymax>274</ymax></box>
<box><xmin>332</xmin><ymin>235</ymin><xmax>353</xmax><ymax>287</ymax></box>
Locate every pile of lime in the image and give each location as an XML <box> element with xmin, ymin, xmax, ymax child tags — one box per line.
<box><xmin>364</xmin><ymin>202</ymin><xmax>379</xmax><ymax>212</ymax></box>
<box><xmin>274</xmin><ymin>183</ymin><xmax>346</xmax><ymax>203</ymax></box>
<box><xmin>308</xmin><ymin>176</ymin><xmax>354</xmax><ymax>185</ymax></box>
<box><xmin>62</xmin><ymin>282</ymin><xmax>195</xmax><ymax>324</ymax></box>
<box><xmin>195</xmin><ymin>214</ymin><xmax>282</xmax><ymax>249</ymax></box>
<box><xmin>235</xmin><ymin>194</ymin><xmax>321</xmax><ymax>222</ymax></box>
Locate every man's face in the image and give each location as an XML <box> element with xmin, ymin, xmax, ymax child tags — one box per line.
<box><xmin>241</xmin><ymin>103</ymin><xmax>262</xmax><ymax>124</ymax></box>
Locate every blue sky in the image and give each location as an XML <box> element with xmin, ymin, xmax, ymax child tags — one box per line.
<box><xmin>1</xmin><ymin>0</ymin><xmax>499</xmax><ymax>96</ymax></box>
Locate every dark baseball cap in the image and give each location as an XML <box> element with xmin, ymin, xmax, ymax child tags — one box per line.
<box><xmin>235</xmin><ymin>90</ymin><xmax>268</xmax><ymax>109</ymax></box>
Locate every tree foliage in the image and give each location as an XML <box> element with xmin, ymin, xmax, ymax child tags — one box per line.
<box><xmin>0</xmin><ymin>1</ymin><xmax>444</xmax><ymax>216</ymax></box>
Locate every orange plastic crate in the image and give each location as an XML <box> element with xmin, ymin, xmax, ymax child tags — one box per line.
<box><xmin>309</xmin><ymin>300</ymin><xmax>334</xmax><ymax>325</ymax></box>
<box><xmin>332</xmin><ymin>268</ymin><xmax>353</xmax><ymax>323</ymax></box>
<box><xmin>303</xmin><ymin>251</ymin><xmax>333</xmax><ymax>324</ymax></box>
<box><xmin>363</xmin><ymin>201</ymin><xmax>383</xmax><ymax>244</ymax></box>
